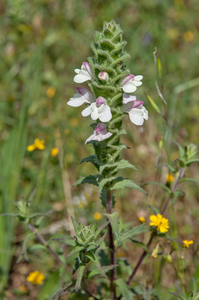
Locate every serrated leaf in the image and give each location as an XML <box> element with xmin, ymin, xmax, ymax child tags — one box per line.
<box><xmin>145</xmin><ymin>93</ymin><xmax>161</xmax><ymax>115</ymax></box>
<box><xmin>71</xmin><ymin>217</ymin><xmax>80</xmax><ymax>234</ymax></box>
<box><xmin>110</xmin><ymin>179</ymin><xmax>146</xmax><ymax>194</ymax></box>
<box><xmin>110</xmin><ymin>53</ymin><xmax>130</xmax><ymax>66</ymax></box>
<box><xmin>80</xmin><ymin>155</ymin><xmax>101</xmax><ymax>169</ymax></box>
<box><xmin>100</xmin><ymin>159</ymin><xmax>136</xmax><ymax>174</ymax></box>
<box><xmin>98</xmin><ymin>176</ymin><xmax>117</xmax><ymax>193</ymax></box>
<box><xmin>75</xmin><ymin>264</ymin><xmax>86</xmax><ymax>292</ymax></box>
<box><xmin>116</xmin><ymin>278</ymin><xmax>134</xmax><ymax>300</ymax></box>
<box><xmin>120</xmin><ymin>225</ymin><xmax>150</xmax><ymax>243</ymax></box>
<box><xmin>88</xmin><ymin>264</ymin><xmax>117</xmax><ymax>279</ymax></box>
<box><xmin>85</xmin><ymin>252</ymin><xmax>107</xmax><ymax>277</ymax></box>
<box><xmin>73</xmin><ymin>175</ymin><xmax>101</xmax><ymax>187</ymax></box>
<box><xmin>104</xmin><ymin>212</ymin><xmax>121</xmax><ymax>245</ymax></box>
<box><xmin>95</xmin><ymin>220</ymin><xmax>110</xmax><ymax>238</ymax></box>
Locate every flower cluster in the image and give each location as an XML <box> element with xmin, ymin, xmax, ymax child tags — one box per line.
<box><xmin>27</xmin><ymin>270</ymin><xmax>45</xmax><ymax>285</ymax></box>
<box><xmin>150</xmin><ymin>214</ymin><xmax>169</xmax><ymax>233</ymax></box>
<box><xmin>67</xmin><ymin>60</ymin><xmax>148</xmax><ymax>143</ymax></box>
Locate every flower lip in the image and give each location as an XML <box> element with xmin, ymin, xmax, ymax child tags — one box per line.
<box><xmin>85</xmin><ymin>123</ymin><xmax>112</xmax><ymax>144</ymax></box>
<box><xmin>82</xmin><ymin>62</ymin><xmax>92</xmax><ymax>76</ymax></box>
<box><xmin>95</xmin><ymin>123</ymin><xmax>106</xmax><ymax>133</ymax></box>
<box><xmin>123</xmin><ymin>94</ymin><xmax>144</xmax><ymax>109</ymax></box>
<box><xmin>121</xmin><ymin>74</ymin><xmax>135</xmax><ymax>85</ymax></box>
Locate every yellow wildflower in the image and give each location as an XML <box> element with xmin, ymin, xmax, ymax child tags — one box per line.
<box><xmin>69</xmin><ymin>117</ymin><xmax>79</xmax><ymax>127</ymax></box>
<box><xmin>139</xmin><ymin>217</ymin><xmax>145</xmax><ymax>223</ymax></box>
<box><xmin>18</xmin><ymin>285</ymin><xmax>27</xmax><ymax>292</ymax></box>
<box><xmin>51</xmin><ymin>147</ymin><xmax>59</xmax><ymax>157</ymax></box>
<box><xmin>183</xmin><ymin>31</ymin><xmax>194</xmax><ymax>42</ymax></box>
<box><xmin>93</xmin><ymin>212</ymin><xmax>103</xmax><ymax>221</ymax></box>
<box><xmin>182</xmin><ymin>240</ymin><xmax>194</xmax><ymax>248</ymax></box>
<box><xmin>166</xmin><ymin>174</ymin><xmax>174</xmax><ymax>183</ymax></box>
<box><xmin>64</xmin><ymin>128</ymin><xmax>70</xmax><ymax>135</ymax></box>
<box><xmin>27</xmin><ymin>138</ymin><xmax>45</xmax><ymax>151</ymax></box>
<box><xmin>150</xmin><ymin>214</ymin><xmax>169</xmax><ymax>233</ymax></box>
<box><xmin>27</xmin><ymin>270</ymin><xmax>44</xmax><ymax>285</ymax></box>
<box><xmin>46</xmin><ymin>87</ymin><xmax>56</xmax><ymax>98</ymax></box>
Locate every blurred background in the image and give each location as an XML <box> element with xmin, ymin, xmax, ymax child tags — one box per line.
<box><xmin>0</xmin><ymin>0</ymin><xmax>199</xmax><ymax>299</ymax></box>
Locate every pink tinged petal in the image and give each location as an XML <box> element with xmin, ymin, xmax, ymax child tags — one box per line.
<box><xmin>96</xmin><ymin>96</ymin><xmax>107</xmax><ymax>106</ymax></box>
<box><xmin>123</xmin><ymin>101</ymin><xmax>144</xmax><ymax>111</ymax></box>
<box><xmin>96</xmin><ymin>123</ymin><xmax>107</xmax><ymax>133</ymax></box>
<box><xmin>99</xmin><ymin>105</ymin><xmax>112</xmax><ymax>122</ymax></box>
<box><xmin>81</xmin><ymin>105</ymin><xmax>92</xmax><ymax>117</ymax></box>
<box><xmin>82</xmin><ymin>62</ymin><xmax>92</xmax><ymax>77</ymax></box>
<box><xmin>120</xmin><ymin>74</ymin><xmax>135</xmax><ymax>86</ymax></box>
<box><xmin>85</xmin><ymin>133</ymin><xmax>96</xmax><ymax>144</ymax></box>
<box><xmin>76</xmin><ymin>87</ymin><xmax>95</xmax><ymax>102</ymax></box>
<box><xmin>123</xmin><ymin>93</ymin><xmax>137</xmax><ymax>104</ymax></box>
<box><xmin>98</xmin><ymin>71</ymin><xmax>109</xmax><ymax>81</ymax></box>
<box><xmin>122</xmin><ymin>82</ymin><xmax>137</xmax><ymax>93</ymax></box>
<box><xmin>67</xmin><ymin>93</ymin><xmax>90</xmax><ymax>107</ymax></box>
<box><xmin>74</xmin><ymin>70</ymin><xmax>91</xmax><ymax>83</ymax></box>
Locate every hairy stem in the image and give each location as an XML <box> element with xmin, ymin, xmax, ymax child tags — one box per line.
<box><xmin>28</xmin><ymin>223</ymin><xmax>74</xmax><ymax>277</ymax></box>
<box><xmin>117</xmin><ymin>167</ymin><xmax>186</xmax><ymax>299</ymax></box>
<box><xmin>106</xmin><ymin>190</ymin><xmax>116</xmax><ymax>300</ymax></box>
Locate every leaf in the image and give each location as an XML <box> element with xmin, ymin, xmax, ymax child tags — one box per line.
<box><xmin>110</xmin><ymin>179</ymin><xmax>146</xmax><ymax>194</ymax></box>
<box><xmin>116</xmin><ymin>278</ymin><xmax>134</xmax><ymax>300</ymax></box>
<box><xmin>22</xmin><ymin>232</ymin><xmax>35</xmax><ymax>261</ymax></box>
<box><xmin>73</xmin><ymin>175</ymin><xmax>102</xmax><ymax>187</ymax></box>
<box><xmin>120</xmin><ymin>225</ymin><xmax>150</xmax><ymax>243</ymax></box>
<box><xmin>51</xmin><ymin>238</ymin><xmax>76</xmax><ymax>247</ymax></box>
<box><xmin>145</xmin><ymin>93</ymin><xmax>161</xmax><ymax>115</ymax></box>
<box><xmin>98</xmin><ymin>176</ymin><xmax>117</xmax><ymax>193</ymax></box>
<box><xmin>95</xmin><ymin>220</ymin><xmax>110</xmax><ymax>237</ymax></box>
<box><xmin>67</xmin><ymin>246</ymin><xmax>84</xmax><ymax>259</ymax></box>
<box><xmin>148</xmin><ymin>205</ymin><xmax>160</xmax><ymax>214</ymax></box>
<box><xmin>52</xmin><ymin>282</ymin><xmax>74</xmax><ymax>300</ymax></box>
<box><xmin>88</xmin><ymin>264</ymin><xmax>117</xmax><ymax>279</ymax></box>
<box><xmin>71</xmin><ymin>217</ymin><xmax>80</xmax><ymax>234</ymax></box>
<box><xmin>157</xmin><ymin>58</ymin><xmax>162</xmax><ymax>78</ymax></box>
<box><xmin>130</xmin><ymin>239</ymin><xmax>147</xmax><ymax>251</ymax></box>
<box><xmin>104</xmin><ymin>212</ymin><xmax>121</xmax><ymax>245</ymax></box>
<box><xmin>75</xmin><ymin>264</ymin><xmax>86</xmax><ymax>292</ymax></box>
<box><xmin>80</xmin><ymin>155</ymin><xmax>101</xmax><ymax>169</ymax></box>
<box><xmin>178</xmin><ymin>178</ymin><xmax>199</xmax><ymax>185</ymax></box>
<box><xmin>171</xmin><ymin>190</ymin><xmax>185</xmax><ymax>206</ymax></box>
<box><xmin>143</xmin><ymin>181</ymin><xmax>172</xmax><ymax>195</ymax></box>
<box><xmin>85</xmin><ymin>252</ymin><xmax>107</xmax><ymax>277</ymax></box>
<box><xmin>100</xmin><ymin>159</ymin><xmax>136</xmax><ymax>174</ymax></box>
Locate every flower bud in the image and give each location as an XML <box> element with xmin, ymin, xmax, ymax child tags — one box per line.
<box><xmin>98</xmin><ymin>71</ymin><xmax>109</xmax><ymax>82</ymax></box>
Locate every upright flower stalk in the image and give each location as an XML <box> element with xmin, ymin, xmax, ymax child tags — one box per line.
<box><xmin>67</xmin><ymin>20</ymin><xmax>148</xmax><ymax>299</ymax></box>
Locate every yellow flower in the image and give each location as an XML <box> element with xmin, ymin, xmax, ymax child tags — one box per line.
<box><xmin>166</xmin><ymin>174</ymin><xmax>174</xmax><ymax>183</ymax></box>
<box><xmin>51</xmin><ymin>147</ymin><xmax>59</xmax><ymax>157</ymax></box>
<box><xmin>27</xmin><ymin>138</ymin><xmax>45</xmax><ymax>151</ymax></box>
<box><xmin>46</xmin><ymin>87</ymin><xmax>56</xmax><ymax>98</ymax></box>
<box><xmin>93</xmin><ymin>212</ymin><xmax>103</xmax><ymax>221</ymax></box>
<box><xmin>18</xmin><ymin>285</ymin><xmax>27</xmax><ymax>292</ymax></box>
<box><xmin>27</xmin><ymin>270</ymin><xmax>45</xmax><ymax>285</ymax></box>
<box><xmin>150</xmin><ymin>214</ymin><xmax>169</xmax><ymax>233</ymax></box>
<box><xmin>183</xmin><ymin>31</ymin><xmax>194</xmax><ymax>42</ymax></box>
<box><xmin>139</xmin><ymin>217</ymin><xmax>145</xmax><ymax>223</ymax></box>
<box><xmin>182</xmin><ymin>240</ymin><xmax>194</xmax><ymax>248</ymax></box>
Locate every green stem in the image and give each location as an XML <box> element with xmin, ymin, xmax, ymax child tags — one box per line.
<box><xmin>106</xmin><ymin>190</ymin><xmax>116</xmax><ymax>300</ymax></box>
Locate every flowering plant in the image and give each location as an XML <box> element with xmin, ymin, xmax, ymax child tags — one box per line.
<box><xmin>3</xmin><ymin>20</ymin><xmax>198</xmax><ymax>300</ymax></box>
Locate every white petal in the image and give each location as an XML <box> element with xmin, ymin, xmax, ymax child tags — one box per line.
<box><xmin>67</xmin><ymin>93</ymin><xmax>90</xmax><ymax>107</ymax></box>
<box><xmin>74</xmin><ymin>70</ymin><xmax>91</xmax><ymax>83</ymax></box>
<box><xmin>122</xmin><ymin>82</ymin><xmax>137</xmax><ymax>93</ymax></box>
<box><xmin>134</xmin><ymin>81</ymin><xmax>142</xmax><ymax>87</ymax></box>
<box><xmin>85</xmin><ymin>133</ymin><xmax>96</xmax><ymax>144</ymax></box>
<box><xmin>129</xmin><ymin>109</ymin><xmax>144</xmax><ymax>126</ymax></box>
<box><xmin>91</xmin><ymin>109</ymin><xmax>99</xmax><ymax>120</ymax></box>
<box><xmin>99</xmin><ymin>105</ymin><xmax>112</xmax><ymax>122</ymax></box>
<box><xmin>74</xmin><ymin>69</ymin><xmax>80</xmax><ymax>74</ymax></box>
<box><xmin>81</xmin><ymin>105</ymin><xmax>92</xmax><ymax>117</ymax></box>
<box><xmin>134</xmin><ymin>75</ymin><xmax>143</xmax><ymax>81</ymax></box>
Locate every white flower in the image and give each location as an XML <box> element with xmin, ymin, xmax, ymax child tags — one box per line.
<box><xmin>82</xmin><ymin>96</ymin><xmax>112</xmax><ymax>122</ymax></box>
<box><xmin>67</xmin><ymin>88</ymin><xmax>112</xmax><ymax>122</ymax></box>
<box><xmin>74</xmin><ymin>62</ymin><xmax>93</xmax><ymax>83</ymax></box>
<box><xmin>98</xmin><ymin>71</ymin><xmax>109</xmax><ymax>82</ymax></box>
<box><xmin>67</xmin><ymin>87</ymin><xmax>95</xmax><ymax>107</ymax></box>
<box><xmin>122</xmin><ymin>93</ymin><xmax>148</xmax><ymax>126</ymax></box>
<box><xmin>120</xmin><ymin>74</ymin><xmax>143</xmax><ymax>93</ymax></box>
<box><xmin>85</xmin><ymin>123</ymin><xmax>112</xmax><ymax>144</ymax></box>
